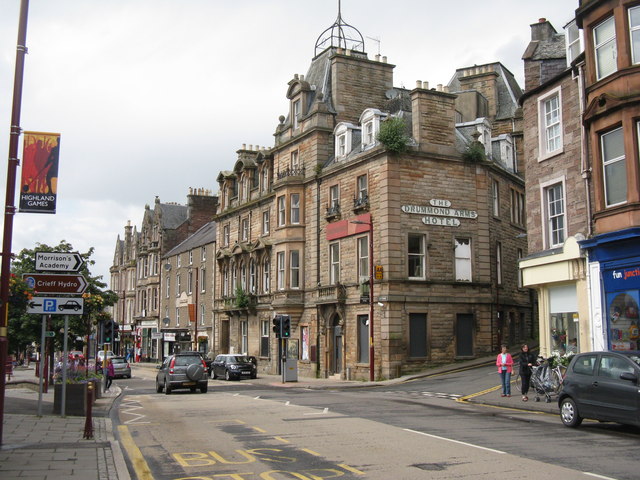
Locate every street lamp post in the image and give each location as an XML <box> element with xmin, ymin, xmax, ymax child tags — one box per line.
<box><xmin>352</xmin><ymin>218</ymin><xmax>374</xmax><ymax>381</ymax></box>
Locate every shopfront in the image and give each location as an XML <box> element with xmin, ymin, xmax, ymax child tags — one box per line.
<box><xmin>580</xmin><ymin>228</ymin><xmax>640</xmax><ymax>352</ymax></box>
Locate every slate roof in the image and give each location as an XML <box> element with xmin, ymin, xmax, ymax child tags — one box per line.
<box><xmin>158</xmin><ymin>202</ymin><xmax>188</xmax><ymax>230</ymax></box>
<box><xmin>164</xmin><ymin>221</ymin><xmax>217</xmax><ymax>258</ymax></box>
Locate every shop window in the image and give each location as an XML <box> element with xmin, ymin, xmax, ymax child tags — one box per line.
<box><xmin>358</xmin><ymin>315</ymin><xmax>369</xmax><ymax>363</ymax></box>
<box><xmin>301</xmin><ymin>326</ymin><xmax>309</xmax><ymax>361</ymax></box>
<box><xmin>607</xmin><ymin>290</ymin><xmax>640</xmax><ymax>351</ymax></box>
<box><xmin>260</xmin><ymin>320</ymin><xmax>270</xmax><ymax>357</ymax></box>
<box><xmin>549</xmin><ymin>284</ymin><xmax>579</xmax><ymax>355</ymax></box>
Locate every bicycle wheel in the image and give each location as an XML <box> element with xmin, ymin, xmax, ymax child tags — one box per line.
<box><xmin>514</xmin><ymin>374</ymin><xmax>522</xmax><ymax>392</ymax></box>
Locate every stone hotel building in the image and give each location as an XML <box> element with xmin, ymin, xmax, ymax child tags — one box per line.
<box><xmin>212</xmin><ymin>13</ymin><xmax>532</xmax><ymax>380</ymax></box>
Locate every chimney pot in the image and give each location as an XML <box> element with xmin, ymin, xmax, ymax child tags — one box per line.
<box><xmin>423</xmin><ymin>81</ymin><xmax>429</xmax><ymax>89</ymax></box>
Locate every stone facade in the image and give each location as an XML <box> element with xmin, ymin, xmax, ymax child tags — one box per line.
<box><xmin>212</xmin><ymin>23</ymin><xmax>532</xmax><ymax>380</ymax></box>
<box><xmin>111</xmin><ymin>190</ymin><xmax>217</xmax><ymax>361</ymax></box>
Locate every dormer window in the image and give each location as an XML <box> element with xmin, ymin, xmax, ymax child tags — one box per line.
<box><xmin>492</xmin><ymin>134</ymin><xmax>516</xmax><ymax>172</ymax></box>
<box><xmin>293</xmin><ymin>99</ymin><xmax>301</xmax><ymax>130</ymax></box>
<box><xmin>334</xmin><ymin>122</ymin><xmax>359</xmax><ymax>159</ymax></box>
<box><xmin>359</xmin><ymin>108</ymin><xmax>387</xmax><ymax>150</ymax></box>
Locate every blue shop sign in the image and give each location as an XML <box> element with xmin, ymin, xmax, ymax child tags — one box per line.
<box><xmin>604</xmin><ymin>265</ymin><xmax>640</xmax><ymax>291</ymax></box>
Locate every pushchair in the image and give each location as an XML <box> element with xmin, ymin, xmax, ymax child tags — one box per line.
<box><xmin>529</xmin><ymin>358</ymin><xmax>557</xmax><ymax>403</ymax></box>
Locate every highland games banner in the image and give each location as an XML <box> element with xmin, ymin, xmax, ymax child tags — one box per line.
<box><xmin>19</xmin><ymin>131</ymin><xmax>60</xmax><ymax>213</ymax></box>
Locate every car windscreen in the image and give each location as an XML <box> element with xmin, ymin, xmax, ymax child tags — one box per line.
<box><xmin>625</xmin><ymin>353</ymin><xmax>640</xmax><ymax>367</ymax></box>
<box><xmin>174</xmin><ymin>356</ymin><xmax>201</xmax><ymax>366</ymax></box>
<box><xmin>228</xmin><ymin>356</ymin><xmax>250</xmax><ymax>364</ymax></box>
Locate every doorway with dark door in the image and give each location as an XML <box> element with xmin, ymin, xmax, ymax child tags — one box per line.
<box><xmin>456</xmin><ymin>313</ymin><xmax>474</xmax><ymax>357</ymax></box>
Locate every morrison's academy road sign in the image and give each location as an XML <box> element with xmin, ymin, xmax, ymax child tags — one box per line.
<box><xmin>35</xmin><ymin>251</ymin><xmax>83</xmax><ymax>272</ymax></box>
<box><xmin>23</xmin><ymin>273</ymin><xmax>88</xmax><ymax>294</ymax></box>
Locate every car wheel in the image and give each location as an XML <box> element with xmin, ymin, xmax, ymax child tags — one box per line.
<box><xmin>200</xmin><ymin>384</ymin><xmax>208</xmax><ymax>394</ymax></box>
<box><xmin>156</xmin><ymin>379</ymin><xmax>163</xmax><ymax>393</ymax></box>
<box><xmin>225</xmin><ymin>370</ymin><xmax>231</xmax><ymax>381</ymax></box>
<box><xmin>560</xmin><ymin>397</ymin><xmax>582</xmax><ymax>427</ymax></box>
<box><xmin>164</xmin><ymin>380</ymin><xmax>171</xmax><ymax>395</ymax></box>
<box><xmin>212</xmin><ymin>369</ymin><xmax>218</xmax><ymax>379</ymax></box>
<box><xmin>190</xmin><ymin>386</ymin><xmax>196</xmax><ymax>393</ymax></box>
<box><xmin>251</xmin><ymin>372</ymin><xmax>257</xmax><ymax>379</ymax></box>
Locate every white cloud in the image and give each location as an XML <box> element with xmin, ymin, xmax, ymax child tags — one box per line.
<box><xmin>0</xmin><ymin>0</ymin><xmax>577</xmax><ymax>284</ymax></box>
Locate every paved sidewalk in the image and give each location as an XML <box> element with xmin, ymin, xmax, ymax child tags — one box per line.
<box><xmin>1</xmin><ymin>366</ymin><xmax>130</xmax><ymax>480</ymax></box>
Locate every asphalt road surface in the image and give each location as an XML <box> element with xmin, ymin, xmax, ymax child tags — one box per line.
<box><xmin>113</xmin><ymin>364</ymin><xmax>639</xmax><ymax>480</ymax></box>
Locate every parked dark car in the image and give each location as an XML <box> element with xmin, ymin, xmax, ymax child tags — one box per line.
<box><xmin>155</xmin><ymin>352</ymin><xmax>208</xmax><ymax>394</ymax></box>
<box><xmin>110</xmin><ymin>356</ymin><xmax>131</xmax><ymax>379</ymax></box>
<box><xmin>558</xmin><ymin>351</ymin><xmax>640</xmax><ymax>428</ymax></box>
<box><xmin>211</xmin><ymin>354</ymin><xmax>257</xmax><ymax>380</ymax></box>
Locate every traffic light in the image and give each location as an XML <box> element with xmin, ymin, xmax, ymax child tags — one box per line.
<box><xmin>103</xmin><ymin>320</ymin><xmax>113</xmax><ymax>343</ymax></box>
<box><xmin>281</xmin><ymin>315</ymin><xmax>291</xmax><ymax>338</ymax></box>
<box><xmin>113</xmin><ymin>321</ymin><xmax>120</xmax><ymax>341</ymax></box>
<box><xmin>272</xmin><ymin>316</ymin><xmax>281</xmax><ymax>338</ymax></box>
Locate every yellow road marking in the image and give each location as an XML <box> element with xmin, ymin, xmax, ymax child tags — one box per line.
<box><xmin>300</xmin><ymin>448</ymin><xmax>321</xmax><ymax>456</ymax></box>
<box><xmin>339</xmin><ymin>464</ymin><xmax>366</xmax><ymax>474</ymax></box>
<box><xmin>118</xmin><ymin>425</ymin><xmax>154</xmax><ymax>480</ymax></box>
<box><xmin>274</xmin><ymin>436</ymin><xmax>290</xmax><ymax>443</ymax></box>
<box><xmin>457</xmin><ymin>385</ymin><xmax>547</xmax><ymax>415</ymax></box>
<box><xmin>252</xmin><ymin>426</ymin><xmax>267</xmax><ymax>433</ymax></box>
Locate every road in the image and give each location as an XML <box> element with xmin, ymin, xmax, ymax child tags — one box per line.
<box><xmin>112</xmin><ymin>364</ymin><xmax>639</xmax><ymax>480</ymax></box>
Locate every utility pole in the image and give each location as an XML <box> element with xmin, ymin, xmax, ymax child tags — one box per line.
<box><xmin>0</xmin><ymin>0</ymin><xmax>30</xmax><ymax>445</ymax></box>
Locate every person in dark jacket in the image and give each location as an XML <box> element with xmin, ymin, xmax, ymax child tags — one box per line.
<box><xmin>519</xmin><ymin>344</ymin><xmax>537</xmax><ymax>401</ymax></box>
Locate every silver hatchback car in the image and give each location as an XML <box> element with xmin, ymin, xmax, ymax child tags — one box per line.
<box><xmin>155</xmin><ymin>352</ymin><xmax>208</xmax><ymax>394</ymax></box>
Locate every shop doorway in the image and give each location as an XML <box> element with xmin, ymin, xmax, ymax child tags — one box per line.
<box><xmin>220</xmin><ymin>320</ymin><xmax>230</xmax><ymax>354</ymax></box>
<box><xmin>331</xmin><ymin>317</ymin><xmax>342</xmax><ymax>375</ymax></box>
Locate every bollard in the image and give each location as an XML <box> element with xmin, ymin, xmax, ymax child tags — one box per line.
<box><xmin>83</xmin><ymin>381</ymin><xmax>94</xmax><ymax>439</ymax></box>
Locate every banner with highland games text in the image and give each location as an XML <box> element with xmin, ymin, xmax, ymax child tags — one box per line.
<box><xmin>19</xmin><ymin>131</ymin><xmax>60</xmax><ymax>214</ymax></box>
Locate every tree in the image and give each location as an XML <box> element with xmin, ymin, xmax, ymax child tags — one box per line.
<box><xmin>8</xmin><ymin>241</ymin><xmax>117</xmax><ymax>356</ymax></box>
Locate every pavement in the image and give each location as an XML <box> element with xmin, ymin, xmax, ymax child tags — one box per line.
<box><xmin>1</xmin><ymin>355</ymin><xmax>560</xmax><ymax>479</ymax></box>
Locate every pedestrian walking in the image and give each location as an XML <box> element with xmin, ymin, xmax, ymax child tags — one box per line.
<box><xmin>105</xmin><ymin>358</ymin><xmax>115</xmax><ymax>391</ymax></box>
<box><xmin>518</xmin><ymin>344</ymin><xmax>537</xmax><ymax>402</ymax></box>
<box><xmin>496</xmin><ymin>344</ymin><xmax>514</xmax><ymax>397</ymax></box>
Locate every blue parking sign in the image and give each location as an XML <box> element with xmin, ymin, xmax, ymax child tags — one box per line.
<box><xmin>44</xmin><ymin>299</ymin><xmax>56</xmax><ymax>312</ymax></box>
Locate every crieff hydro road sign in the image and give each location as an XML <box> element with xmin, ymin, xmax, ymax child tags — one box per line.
<box><xmin>23</xmin><ymin>273</ymin><xmax>88</xmax><ymax>295</ymax></box>
<box><xmin>35</xmin><ymin>252</ymin><xmax>84</xmax><ymax>272</ymax></box>
<box><xmin>27</xmin><ymin>297</ymin><xmax>84</xmax><ymax>315</ymax></box>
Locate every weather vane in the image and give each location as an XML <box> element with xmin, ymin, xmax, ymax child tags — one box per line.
<box><xmin>315</xmin><ymin>0</ymin><xmax>365</xmax><ymax>56</ymax></box>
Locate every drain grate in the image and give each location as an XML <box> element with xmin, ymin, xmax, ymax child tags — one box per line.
<box><xmin>412</xmin><ymin>463</ymin><xmax>448</xmax><ymax>471</ymax></box>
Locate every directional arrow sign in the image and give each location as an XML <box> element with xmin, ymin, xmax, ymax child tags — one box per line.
<box><xmin>23</xmin><ymin>273</ymin><xmax>88</xmax><ymax>294</ymax></box>
<box><xmin>27</xmin><ymin>297</ymin><xmax>84</xmax><ymax>315</ymax></box>
<box><xmin>35</xmin><ymin>252</ymin><xmax>84</xmax><ymax>272</ymax></box>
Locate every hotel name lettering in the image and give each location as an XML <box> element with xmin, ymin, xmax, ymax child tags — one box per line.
<box><xmin>401</xmin><ymin>199</ymin><xmax>478</xmax><ymax>228</ymax></box>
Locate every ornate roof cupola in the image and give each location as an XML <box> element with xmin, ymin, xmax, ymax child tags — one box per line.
<box><xmin>315</xmin><ymin>0</ymin><xmax>365</xmax><ymax>56</ymax></box>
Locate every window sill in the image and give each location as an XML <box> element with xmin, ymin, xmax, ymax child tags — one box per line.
<box><xmin>537</xmin><ymin>149</ymin><xmax>564</xmax><ymax>163</ymax></box>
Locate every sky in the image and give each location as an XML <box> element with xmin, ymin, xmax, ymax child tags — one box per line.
<box><xmin>0</xmin><ymin>0</ymin><xmax>576</xmax><ymax>286</ymax></box>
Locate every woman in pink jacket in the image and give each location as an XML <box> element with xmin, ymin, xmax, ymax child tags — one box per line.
<box><xmin>496</xmin><ymin>344</ymin><xmax>514</xmax><ymax>397</ymax></box>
